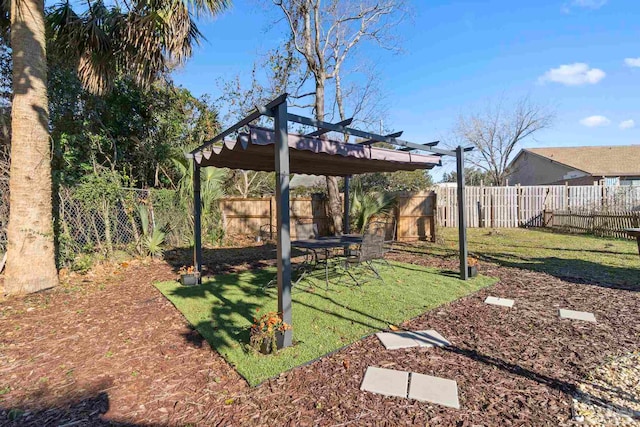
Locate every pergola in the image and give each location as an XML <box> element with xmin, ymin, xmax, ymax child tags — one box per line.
<box><xmin>188</xmin><ymin>94</ymin><xmax>471</xmax><ymax>348</ymax></box>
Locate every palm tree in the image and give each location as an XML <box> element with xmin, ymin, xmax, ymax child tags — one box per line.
<box><xmin>349</xmin><ymin>180</ymin><xmax>396</xmax><ymax>233</ymax></box>
<box><xmin>4</xmin><ymin>0</ymin><xmax>230</xmax><ymax>294</ymax></box>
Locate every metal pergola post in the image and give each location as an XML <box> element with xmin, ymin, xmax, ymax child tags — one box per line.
<box><xmin>273</xmin><ymin>97</ymin><xmax>293</xmax><ymax>349</ymax></box>
<box><xmin>456</xmin><ymin>146</ymin><xmax>468</xmax><ymax>280</ymax></box>
<box><xmin>193</xmin><ymin>161</ymin><xmax>203</xmax><ymax>283</ymax></box>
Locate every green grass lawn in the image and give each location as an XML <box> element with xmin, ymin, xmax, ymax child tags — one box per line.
<box><xmin>156</xmin><ymin>261</ymin><xmax>496</xmax><ymax>386</ymax></box>
<box><xmin>421</xmin><ymin>228</ymin><xmax>639</xmax><ymax>288</ymax></box>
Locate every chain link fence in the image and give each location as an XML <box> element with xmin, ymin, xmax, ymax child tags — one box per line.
<box><xmin>0</xmin><ymin>185</ymin><xmax>222</xmax><ymax>270</ymax></box>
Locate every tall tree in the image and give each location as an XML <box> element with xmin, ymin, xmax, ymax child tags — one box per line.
<box><xmin>273</xmin><ymin>0</ymin><xmax>405</xmax><ymax>234</ymax></box>
<box><xmin>454</xmin><ymin>96</ymin><xmax>554</xmax><ymax>186</ymax></box>
<box><xmin>5</xmin><ymin>0</ymin><xmax>230</xmax><ymax>294</ymax></box>
<box><xmin>5</xmin><ymin>0</ymin><xmax>58</xmax><ymax>293</ymax></box>
<box><xmin>441</xmin><ymin>167</ymin><xmax>491</xmax><ymax>186</ymax></box>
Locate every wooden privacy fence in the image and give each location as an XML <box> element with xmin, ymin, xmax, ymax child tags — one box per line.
<box><xmin>220</xmin><ymin>191</ymin><xmax>437</xmax><ymax>242</ymax></box>
<box><xmin>545</xmin><ymin>210</ymin><xmax>640</xmax><ymax>239</ymax></box>
<box><xmin>435</xmin><ymin>184</ymin><xmax>640</xmax><ymax>229</ymax></box>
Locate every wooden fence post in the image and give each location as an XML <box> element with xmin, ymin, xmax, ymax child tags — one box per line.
<box><xmin>516</xmin><ymin>184</ymin><xmax>522</xmax><ymax>226</ymax></box>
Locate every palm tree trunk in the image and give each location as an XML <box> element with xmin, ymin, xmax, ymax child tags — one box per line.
<box><xmin>5</xmin><ymin>0</ymin><xmax>59</xmax><ymax>294</ymax></box>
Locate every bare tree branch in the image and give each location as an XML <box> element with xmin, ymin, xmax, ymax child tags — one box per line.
<box><xmin>454</xmin><ymin>96</ymin><xmax>555</xmax><ymax>185</ymax></box>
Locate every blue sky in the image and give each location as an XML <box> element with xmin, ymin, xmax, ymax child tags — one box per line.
<box><xmin>172</xmin><ymin>0</ymin><xmax>640</xmax><ymax>179</ymax></box>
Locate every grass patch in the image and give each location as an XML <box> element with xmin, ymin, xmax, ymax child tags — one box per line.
<box><xmin>414</xmin><ymin>228</ymin><xmax>639</xmax><ymax>288</ymax></box>
<box><xmin>156</xmin><ymin>261</ymin><xmax>495</xmax><ymax>386</ymax></box>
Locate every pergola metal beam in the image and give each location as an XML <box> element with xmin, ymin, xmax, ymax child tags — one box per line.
<box><xmin>398</xmin><ymin>140</ymin><xmax>439</xmax><ymax>151</ymax></box>
<box><xmin>287</xmin><ymin>112</ymin><xmax>455</xmax><ymax>157</ymax></box>
<box><xmin>305</xmin><ymin>118</ymin><xmax>353</xmax><ymax>137</ymax></box>
<box><xmin>358</xmin><ymin>131</ymin><xmax>403</xmax><ymax>145</ymax></box>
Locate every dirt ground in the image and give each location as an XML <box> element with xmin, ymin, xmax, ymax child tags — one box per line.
<box><xmin>0</xmin><ymin>243</ymin><xmax>639</xmax><ymax>426</ymax></box>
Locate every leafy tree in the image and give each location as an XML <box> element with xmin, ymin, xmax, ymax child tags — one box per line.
<box><xmin>49</xmin><ymin>69</ymin><xmax>221</xmax><ymax>188</ymax></box>
<box><xmin>353</xmin><ymin>170</ymin><xmax>433</xmax><ymax>193</ymax></box>
<box><xmin>441</xmin><ymin>168</ymin><xmax>491</xmax><ymax>186</ymax></box>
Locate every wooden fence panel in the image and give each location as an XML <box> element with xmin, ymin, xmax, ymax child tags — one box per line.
<box><xmin>217</xmin><ymin>184</ymin><xmax>640</xmax><ymax>239</ymax></box>
<box><xmin>221</xmin><ymin>198</ymin><xmax>272</xmax><ymax>237</ymax></box>
<box><xmin>550</xmin><ymin>210</ymin><xmax>640</xmax><ymax>239</ymax></box>
<box><xmin>434</xmin><ymin>184</ymin><xmax>640</xmax><ymax>229</ymax></box>
<box><xmin>396</xmin><ymin>191</ymin><xmax>436</xmax><ymax>241</ymax></box>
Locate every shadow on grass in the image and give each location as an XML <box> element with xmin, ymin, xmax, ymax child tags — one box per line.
<box><xmin>168</xmin><ymin>263</ymin><xmax>403</xmax><ymax>354</ymax></box>
<box><xmin>163</xmin><ymin>244</ymin><xmax>308</xmax><ymax>277</ymax></box>
<box><xmin>478</xmin><ymin>254</ymin><xmax>639</xmax><ymax>292</ymax></box>
<box><xmin>168</xmin><ymin>269</ymin><xmax>274</xmax><ymax>354</ymax></box>
<box><xmin>158</xmin><ymin>261</ymin><xmax>492</xmax><ymax>386</ymax></box>
<box><xmin>393</xmin><ymin>239</ymin><xmax>639</xmax><ymax>291</ymax></box>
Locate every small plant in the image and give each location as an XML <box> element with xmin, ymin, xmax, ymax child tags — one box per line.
<box><xmin>143</xmin><ymin>229</ymin><xmax>166</xmax><ymax>258</ymax></box>
<box><xmin>137</xmin><ymin>203</ymin><xmax>166</xmax><ymax>258</ymax></box>
<box><xmin>249</xmin><ymin>310</ymin><xmax>291</xmax><ymax>354</ymax></box>
<box><xmin>467</xmin><ymin>256</ymin><xmax>479</xmax><ymax>278</ymax></box>
<box><xmin>71</xmin><ymin>253</ymin><xmax>95</xmax><ymax>274</ymax></box>
<box><xmin>178</xmin><ymin>265</ymin><xmax>199</xmax><ymax>285</ymax></box>
<box><xmin>178</xmin><ymin>265</ymin><xmax>196</xmax><ymax>275</ymax></box>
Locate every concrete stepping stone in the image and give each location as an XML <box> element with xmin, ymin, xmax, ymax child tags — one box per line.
<box><xmin>559</xmin><ymin>309</ymin><xmax>596</xmax><ymax>322</ymax></box>
<box><xmin>406</xmin><ymin>330</ymin><xmax>451</xmax><ymax>348</ymax></box>
<box><xmin>376</xmin><ymin>330</ymin><xmax>450</xmax><ymax>350</ymax></box>
<box><xmin>484</xmin><ymin>296</ymin><xmax>515</xmax><ymax>308</ymax></box>
<box><xmin>360</xmin><ymin>366</ymin><xmax>409</xmax><ymax>398</ymax></box>
<box><xmin>408</xmin><ymin>372</ymin><xmax>460</xmax><ymax>409</ymax></box>
<box><xmin>376</xmin><ymin>331</ymin><xmax>423</xmax><ymax>350</ymax></box>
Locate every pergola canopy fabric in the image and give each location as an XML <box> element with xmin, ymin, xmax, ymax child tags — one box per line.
<box><xmin>193</xmin><ymin>126</ymin><xmax>441</xmax><ymax>176</ymax></box>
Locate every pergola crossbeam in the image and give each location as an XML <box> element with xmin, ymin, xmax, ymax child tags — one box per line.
<box><xmin>358</xmin><ymin>131</ymin><xmax>403</xmax><ymax>145</ymax></box>
<box><xmin>305</xmin><ymin>118</ymin><xmax>353</xmax><ymax>137</ymax></box>
<box><xmin>287</xmin><ymin>112</ymin><xmax>455</xmax><ymax>157</ymax></box>
<box><xmin>398</xmin><ymin>140</ymin><xmax>439</xmax><ymax>151</ymax></box>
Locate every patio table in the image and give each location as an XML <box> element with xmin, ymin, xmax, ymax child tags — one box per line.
<box><xmin>292</xmin><ymin>235</ymin><xmax>363</xmax><ymax>286</ymax></box>
<box><xmin>624</xmin><ymin>228</ymin><xmax>640</xmax><ymax>259</ymax></box>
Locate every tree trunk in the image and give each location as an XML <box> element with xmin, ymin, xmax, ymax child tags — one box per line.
<box><xmin>5</xmin><ymin>0</ymin><xmax>59</xmax><ymax>294</ymax></box>
<box><xmin>315</xmin><ymin>79</ymin><xmax>343</xmax><ymax>234</ymax></box>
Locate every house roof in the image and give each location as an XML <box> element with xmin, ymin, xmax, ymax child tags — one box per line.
<box><xmin>193</xmin><ymin>126</ymin><xmax>441</xmax><ymax>177</ymax></box>
<box><xmin>519</xmin><ymin>145</ymin><xmax>640</xmax><ymax>176</ymax></box>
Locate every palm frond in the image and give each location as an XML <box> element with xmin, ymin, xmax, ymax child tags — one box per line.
<box><xmin>47</xmin><ymin>0</ymin><xmax>230</xmax><ymax>94</ymax></box>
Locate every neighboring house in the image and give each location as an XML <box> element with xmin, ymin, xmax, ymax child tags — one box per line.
<box><xmin>506</xmin><ymin>145</ymin><xmax>640</xmax><ymax>186</ymax></box>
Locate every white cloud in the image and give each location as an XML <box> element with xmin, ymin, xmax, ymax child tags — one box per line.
<box><xmin>572</xmin><ymin>0</ymin><xmax>607</xmax><ymax>9</ymax></box>
<box><xmin>580</xmin><ymin>115</ymin><xmax>611</xmax><ymax>127</ymax></box>
<box><xmin>538</xmin><ymin>63</ymin><xmax>605</xmax><ymax>86</ymax></box>
<box><xmin>624</xmin><ymin>58</ymin><xmax>640</xmax><ymax>68</ymax></box>
<box><xmin>562</xmin><ymin>0</ymin><xmax>607</xmax><ymax>12</ymax></box>
<box><xmin>619</xmin><ymin>119</ymin><xmax>635</xmax><ymax>129</ymax></box>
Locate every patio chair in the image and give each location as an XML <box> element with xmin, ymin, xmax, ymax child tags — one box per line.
<box><xmin>341</xmin><ymin>221</ymin><xmax>386</xmax><ymax>286</ymax></box>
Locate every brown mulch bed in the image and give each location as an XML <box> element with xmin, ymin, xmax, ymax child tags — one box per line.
<box><xmin>0</xmin><ymin>248</ymin><xmax>639</xmax><ymax>426</ymax></box>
